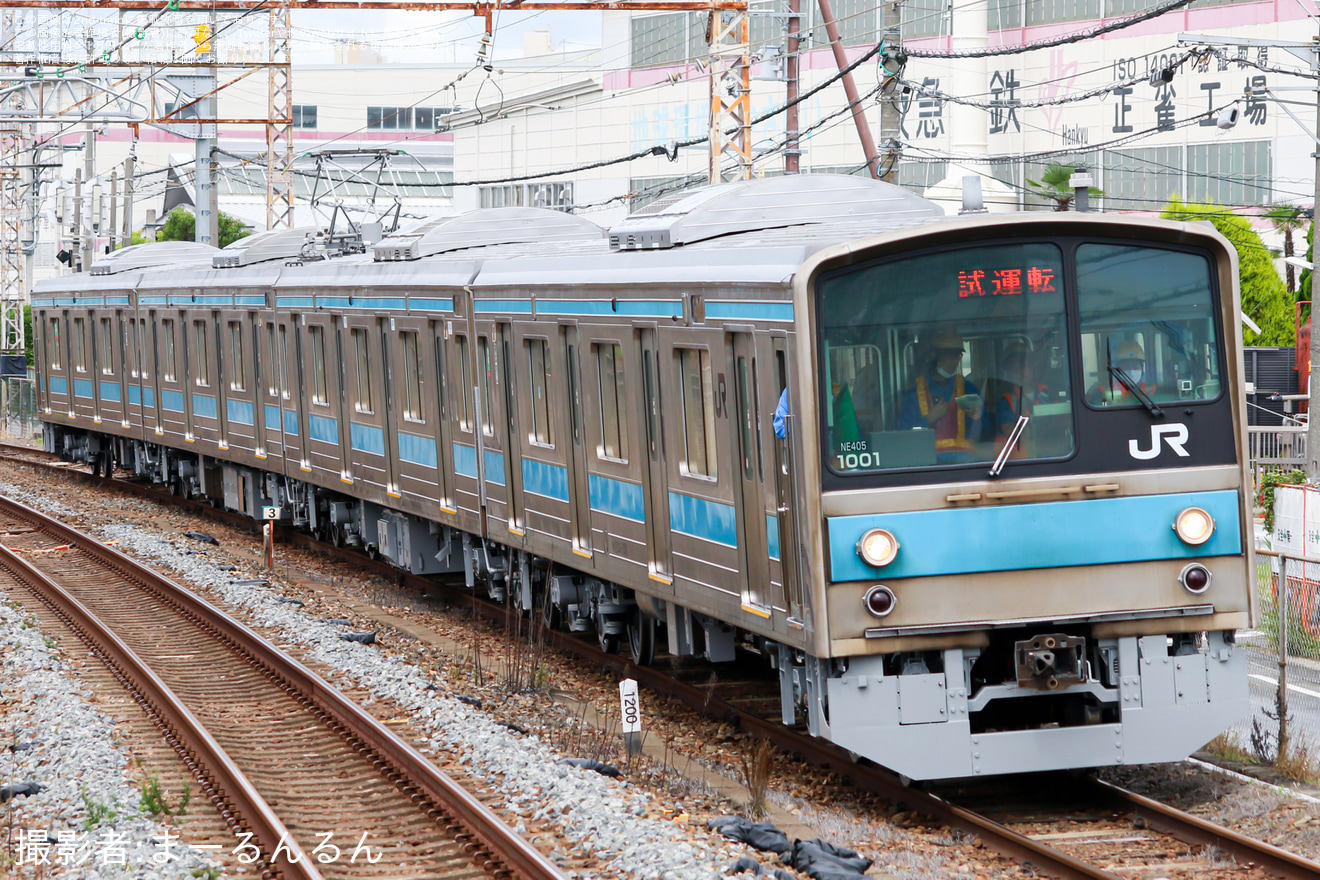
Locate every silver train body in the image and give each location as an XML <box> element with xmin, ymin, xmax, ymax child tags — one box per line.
<box><xmin>33</xmin><ymin>176</ymin><xmax>1252</xmax><ymax>780</ymax></box>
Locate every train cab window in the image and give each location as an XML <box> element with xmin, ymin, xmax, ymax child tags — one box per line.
<box><xmin>229</xmin><ymin>322</ymin><xmax>246</xmax><ymax>392</ymax></box>
<box><xmin>1077</xmin><ymin>244</ymin><xmax>1221</xmax><ymax>407</ymax></box>
<box><xmin>457</xmin><ymin>334</ymin><xmax>474</xmax><ymax>431</ymax></box>
<box><xmin>595</xmin><ymin>342</ymin><xmax>628</xmax><ymax>462</ymax></box>
<box><xmin>162</xmin><ymin>320</ymin><xmax>178</xmax><ymax>382</ymax></box>
<box><xmin>817</xmin><ymin>242</ymin><xmax>1074</xmax><ymax>474</ymax></box>
<box><xmin>527</xmin><ymin>338</ymin><xmax>552</xmax><ymax>446</ymax></box>
<box><xmin>677</xmin><ymin>347</ymin><xmax>717</xmax><ymax>478</ymax></box>
<box><xmin>48</xmin><ymin>318</ymin><xmax>60</xmax><ymax>370</ymax></box>
<box><xmin>353</xmin><ymin>328</ymin><xmax>373</xmax><ymax>413</ymax></box>
<box><xmin>73</xmin><ymin>318</ymin><xmax>87</xmax><ymax>373</ymax></box>
<box><xmin>310</xmin><ymin>325</ymin><xmax>328</xmax><ymax>405</ymax></box>
<box><xmin>402</xmin><ymin>331</ymin><xmax>422</xmax><ymax>422</ymax></box>
<box><xmin>194</xmin><ymin>321</ymin><xmax>211</xmax><ymax>387</ymax></box>
<box><xmin>100</xmin><ymin>318</ymin><xmax>114</xmax><ymax>375</ymax></box>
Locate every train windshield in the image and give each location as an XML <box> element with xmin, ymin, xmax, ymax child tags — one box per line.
<box><xmin>819</xmin><ymin>242</ymin><xmax>1074</xmax><ymax>473</ymax></box>
<box><xmin>1076</xmin><ymin>244</ymin><xmax>1221</xmax><ymax>409</ymax></box>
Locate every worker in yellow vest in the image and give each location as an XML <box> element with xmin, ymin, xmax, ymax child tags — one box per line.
<box><xmin>899</xmin><ymin>330</ymin><xmax>984</xmax><ymax>463</ymax></box>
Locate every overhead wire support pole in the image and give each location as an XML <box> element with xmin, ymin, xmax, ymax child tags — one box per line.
<box><xmin>267</xmin><ymin>0</ymin><xmax>294</xmax><ymax>230</ymax></box>
<box><xmin>707</xmin><ymin>2</ymin><xmax>753</xmax><ymax>183</ymax></box>
<box><xmin>814</xmin><ymin>0</ymin><xmax>880</xmax><ymax>178</ymax></box>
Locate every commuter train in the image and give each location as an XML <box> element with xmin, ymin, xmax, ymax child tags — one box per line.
<box><xmin>33</xmin><ymin>175</ymin><xmax>1252</xmax><ymax>780</ymax></box>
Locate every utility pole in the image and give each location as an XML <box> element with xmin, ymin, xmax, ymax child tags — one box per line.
<box><xmin>1178</xmin><ymin>31</ymin><xmax>1320</xmax><ymax>479</ymax></box>
<box><xmin>72</xmin><ymin>168</ymin><xmax>82</xmax><ymax>273</ymax></box>
<box><xmin>108</xmin><ymin>169</ymin><xmax>118</xmax><ymax>252</ymax></box>
<box><xmin>194</xmin><ymin>12</ymin><xmax>218</xmax><ymax>246</ymax></box>
<box><xmin>815</xmin><ymin>0</ymin><xmax>880</xmax><ymax>177</ymax></box>
<box><xmin>784</xmin><ymin>0</ymin><xmax>800</xmax><ymax>173</ymax></box>
<box><xmin>122</xmin><ymin>152</ymin><xmax>135</xmax><ymax>247</ymax></box>
<box><xmin>878</xmin><ymin>4</ymin><xmax>901</xmax><ymax>183</ymax></box>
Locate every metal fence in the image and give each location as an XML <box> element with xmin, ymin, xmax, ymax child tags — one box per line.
<box><xmin>1233</xmin><ymin>545</ymin><xmax>1320</xmax><ymax>766</ymax></box>
<box><xmin>0</xmin><ymin>376</ymin><xmax>40</xmax><ymax>443</ymax></box>
<box><xmin>1248</xmin><ymin>425</ymin><xmax>1307</xmax><ymax>486</ymax></box>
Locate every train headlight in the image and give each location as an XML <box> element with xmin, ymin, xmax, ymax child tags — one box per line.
<box><xmin>857</xmin><ymin>528</ymin><xmax>899</xmax><ymax>568</ymax></box>
<box><xmin>863</xmin><ymin>585</ymin><xmax>897</xmax><ymax>618</ymax></box>
<box><xmin>1179</xmin><ymin>562</ymin><xmax>1213</xmax><ymax>594</ymax></box>
<box><xmin>1173</xmin><ymin>507</ymin><xmax>1215</xmax><ymax>546</ymax></box>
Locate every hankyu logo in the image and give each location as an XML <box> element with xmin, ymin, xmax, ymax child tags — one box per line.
<box><xmin>1128</xmin><ymin>423</ymin><xmax>1190</xmax><ymax>460</ymax></box>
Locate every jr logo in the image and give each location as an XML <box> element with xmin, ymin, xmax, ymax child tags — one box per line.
<box><xmin>1129</xmin><ymin>423</ymin><xmax>1190</xmax><ymax>460</ymax></box>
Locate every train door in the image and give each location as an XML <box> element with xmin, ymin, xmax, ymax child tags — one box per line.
<box><xmin>250</xmin><ymin>313</ymin><xmax>267</xmax><ymax>459</ymax></box>
<box><xmin>639</xmin><ymin>327</ymin><xmax>673</xmax><ymax>588</ymax></box>
<box><xmin>378</xmin><ymin>318</ymin><xmax>401</xmax><ymax>496</ymax></box>
<box><xmin>156</xmin><ymin>313</ymin><xmax>187</xmax><ymax>438</ymax></box>
<box><xmin>89</xmin><ymin>311</ymin><xmax>106</xmax><ymax>424</ymax></box>
<box><xmin>219</xmin><ymin>311</ymin><xmax>256</xmax><ymax>454</ymax></box>
<box><xmin>302</xmin><ymin>313</ymin><xmax>344</xmax><ymax>478</ymax></box>
<box><xmin>471</xmin><ymin>319</ymin><xmax>523</xmax><ymax>541</ymax></box>
<box><xmin>731</xmin><ymin>330</ymin><xmax>771</xmax><ymax>614</ymax></box>
<box><xmin>660</xmin><ymin>327</ymin><xmax>741</xmax><ymax>596</ymax></box>
<box><xmin>769</xmin><ymin>334</ymin><xmax>804</xmax><ymax>620</ymax></box>
<box><xmin>561</xmin><ymin>323</ymin><xmax>594</xmax><ymax>562</ymax></box>
<box><xmin>389</xmin><ymin>315</ymin><xmax>442</xmax><ymax>510</ymax></box>
<box><xmin>446</xmin><ymin>309</ymin><xmax>484</xmax><ymax>534</ymax></box>
<box><xmin>144</xmin><ymin>313</ymin><xmax>162</xmax><ymax>435</ymax></box>
<box><xmin>427</xmin><ymin>319</ymin><xmax>457</xmax><ymax>517</ymax></box>
<box><xmin>283</xmin><ymin>317</ymin><xmax>308</xmax><ymax>471</ymax></box>
<box><xmin>47</xmin><ymin>311</ymin><xmax>70</xmax><ymax>415</ymax></box>
<box><xmin>511</xmin><ymin>320</ymin><xmax>572</xmax><ymax>552</ymax></box>
<box><xmin>117</xmin><ymin>313</ymin><xmax>132</xmax><ymax>428</ymax></box>
<box><xmin>342</xmin><ymin>313</ymin><xmax>390</xmax><ymax>493</ymax></box>
<box><xmin>97</xmin><ymin>311</ymin><xmax>124</xmax><ymax>426</ymax></box>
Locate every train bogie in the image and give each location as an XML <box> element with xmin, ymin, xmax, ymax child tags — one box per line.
<box><xmin>33</xmin><ymin>177</ymin><xmax>1256</xmax><ymax>779</ymax></box>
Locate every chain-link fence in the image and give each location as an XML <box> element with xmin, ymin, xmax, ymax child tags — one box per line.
<box><xmin>0</xmin><ymin>376</ymin><xmax>41</xmax><ymax>444</ymax></box>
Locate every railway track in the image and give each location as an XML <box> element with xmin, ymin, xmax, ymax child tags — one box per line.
<box><xmin>0</xmin><ymin>486</ymin><xmax>566</xmax><ymax>880</ymax></box>
<box><xmin>2</xmin><ymin>443</ymin><xmax>1319</xmax><ymax>879</ymax></box>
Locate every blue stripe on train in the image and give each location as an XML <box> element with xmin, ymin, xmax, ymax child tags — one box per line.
<box><xmin>669</xmin><ymin>492</ymin><xmax>737</xmax><ymax>547</ymax></box>
<box><xmin>589</xmin><ymin>474</ymin><xmax>645</xmax><ymax>523</ymax></box>
<box><xmin>308</xmin><ymin>414</ymin><xmax>338</xmax><ymax>444</ymax></box>
<box><xmin>74</xmin><ymin>379</ymin><xmax>93</xmax><ymax>398</ymax></box>
<box><xmin>282</xmin><ymin>409</ymin><xmax>299</xmax><ymax>436</ymax></box>
<box><xmin>522</xmin><ymin>459</ymin><xmax>569</xmax><ymax>502</ymax></box>
<box><xmin>49</xmin><ymin>376</ymin><xmax>67</xmax><ymax>395</ymax></box>
<box><xmin>127</xmin><ymin>385</ymin><xmax>140</xmax><ymax>406</ymax></box>
<box><xmin>192</xmin><ymin>394</ymin><xmax>217</xmax><ymax>419</ymax></box>
<box><xmin>350</xmin><ymin>422</ymin><xmax>386</xmax><ymax>455</ymax></box>
<box><xmin>227</xmin><ymin>399</ymin><xmax>254</xmax><ymax>426</ymax></box>
<box><xmin>453</xmin><ymin>443</ymin><xmax>477</xmax><ymax>479</ymax></box>
<box><xmin>99</xmin><ymin>382</ymin><xmax>121</xmax><ymax>402</ymax></box>
<box><xmin>484</xmin><ymin>449</ymin><xmax>506</xmax><ymax>486</ymax></box>
<box><xmin>827</xmin><ymin>489</ymin><xmax>1244</xmax><ymax>582</ymax></box>
<box><xmin>398</xmin><ymin>432</ymin><xmax>437</xmax><ymax>468</ymax></box>
<box><xmin>161</xmin><ymin>390</ymin><xmax>185</xmax><ymax>412</ymax></box>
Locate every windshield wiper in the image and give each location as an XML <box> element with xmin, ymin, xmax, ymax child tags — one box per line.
<box><xmin>989</xmin><ymin>415</ymin><xmax>1029</xmax><ymax>477</ymax></box>
<box><xmin>1109</xmin><ymin>365</ymin><xmax>1164</xmax><ymax>418</ymax></box>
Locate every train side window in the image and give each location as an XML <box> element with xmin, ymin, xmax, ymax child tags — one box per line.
<box><xmin>229</xmin><ymin>322</ymin><xmax>245</xmax><ymax>392</ymax></box>
<box><xmin>73</xmin><ymin>318</ymin><xmax>86</xmax><ymax>373</ymax></box>
<box><xmin>310</xmin><ymin>325</ymin><xmax>328</xmax><ymax>405</ymax></box>
<box><xmin>126</xmin><ymin>320</ymin><xmax>137</xmax><ymax>378</ymax></box>
<box><xmin>736</xmin><ymin>356</ymin><xmax>754</xmax><ymax>480</ymax></box>
<box><xmin>527</xmin><ymin>338</ymin><xmax>552</xmax><ymax>447</ymax></box>
<box><xmin>595</xmin><ymin>342</ymin><xmax>628</xmax><ymax>462</ymax></box>
<box><xmin>402</xmin><ymin>331</ymin><xmax>423</xmax><ymax>422</ymax></box>
<box><xmin>456</xmin><ymin>334</ymin><xmax>473</xmax><ymax>431</ymax></box>
<box><xmin>266</xmin><ymin>325</ymin><xmax>279</xmax><ymax>395</ymax></box>
<box><xmin>479</xmin><ymin>337</ymin><xmax>494</xmax><ymax>436</ymax></box>
<box><xmin>353</xmin><ymin>328</ymin><xmax>372</xmax><ymax>413</ymax></box>
<box><xmin>49</xmin><ymin>318</ymin><xmax>60</xmax><ymax>370</ymax></box>
<box><xmin>643</xmin><ymin>349</ymin><xmax>660</xmax><ymax>462</ymax></box>
<box><xmin>163</xmin><ymin>320</ymin><xmax>177</xmax><ymax>381</ymax></box>
<box><xmin>139</xmin><ymin>319</ymin><xmax>148</xmax><ymax>378</ymax></box>
<box><xmin>192</xmin><ymin>320</ymin><xmax>210</xmax><ymax>387</ymax></box>
<box><xmin>101</xmin><ymin>318</ymin><xmax>114</xmax><ymax>375</ymax></box>
<box><xmin>677</xmin><ymin>347</ymin><xmax>717</xmax><ymax>479</ymax></box>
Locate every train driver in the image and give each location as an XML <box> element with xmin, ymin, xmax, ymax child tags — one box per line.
<box><xmin>1086</xmin><ymin>339</ymin><xmax>1157</xmax><ymax>406</ymax></box>
<box><xmin>898</xmin><ymin>330</ymin><xmax>984</xmax><ymax>463</ymax></box>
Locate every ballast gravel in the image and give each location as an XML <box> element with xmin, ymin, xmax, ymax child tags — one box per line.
<box><xmin>0</xmin><ymin>479</ymin><xmax>768</xmax><ymax>880</ymax></box>
<box><xmin>0</xmin><ymin>595</ymin><xmax>213</xmax><ymax>879</ymax></box>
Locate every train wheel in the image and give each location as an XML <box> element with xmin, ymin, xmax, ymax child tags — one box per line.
<box><xmin>598</xmin><ymin>628</ymin><xmax>620</xmax><ymax>654</ymax></box>
<box><xmin>627</xmin><ymin>613</ymin><xmax>655</xmax><ymax>666</ymax></box>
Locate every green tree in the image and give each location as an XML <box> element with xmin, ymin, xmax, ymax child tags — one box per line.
<box><xmin>1302</xmin><ymin>220</ymin><xmax>1314</xmax><ymax>322</ymax></box>
<box><xmin>1266</xmin><ymin>204</ymin><xmax>1308</xmax><ymax>298</ymax></box>
<box><xmin>23</xmin><ymin>304</ymin><xmax>32</xmax><ymax>368</ymax></box>
<box><xmin>156</xmin><ymin>207</ymin><xmax>252</xmax><ymax>248</ymax></box>
<box><xmin>1161</xmin><ymin>197</ymin><xmax>1293</xmax><ymax>345</ymax></box>
<box><xmin>1025</xmin><ymin>163</ymin><xmax>1103</xmax><ymax>212</ymax></box>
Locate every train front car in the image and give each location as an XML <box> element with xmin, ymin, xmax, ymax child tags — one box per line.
<box><xmin>799</xmin><ymin>213</ymin><xmax>1252</xmax><ymax>780</ymax></box>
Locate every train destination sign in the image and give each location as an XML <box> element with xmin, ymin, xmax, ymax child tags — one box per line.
<box><xmin>957</xmin><ymin>266</ymin><xmax>1056</xmax><ymax>298</ymax></box>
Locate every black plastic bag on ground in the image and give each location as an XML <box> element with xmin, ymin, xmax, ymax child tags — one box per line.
<box><xmin>707</xmin><ymin>816</ymin><xmax>792</xmax><ymax>854</ymax></box>
<box><xmin>780</xmin><ymin>838</ymin><xmax>872</xmax><ymax>880</ymax></box>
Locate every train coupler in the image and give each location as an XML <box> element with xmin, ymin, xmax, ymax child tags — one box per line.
<box><xmin>1014</xmin><ymin>633</ymin><xmax>1086</xmax><ymax>691</ymax></box>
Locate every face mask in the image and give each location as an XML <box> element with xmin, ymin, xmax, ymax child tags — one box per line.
<box><xmin>935</xmin><ymin>365</ymin><xmax>957</xmax><ymax>380</ymax></box>
<box><xmin>1123</xmin><ymin>368</ymin><xmax>1143</xmax><ymax>385</ymax></box>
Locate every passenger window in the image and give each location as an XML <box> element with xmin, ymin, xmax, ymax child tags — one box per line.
<box><xmin>643</xmin><ymin>350</ymin><xmax>661</xmax><ymax>462</ymax></box>
<box><xmin>194</xmin><ymin>320</ymin><xmax>210</xmax><ymax>387</ymax></box>
<box><xmin>479</xmin><ymin>337</ymin><xmax>494</xmax><ymax>436</ymax></box>
<box><xmin>163</xmin><ymin>320</ymin><xmax>177</xmax><ymax>382</ymax></box>
<box><xmin>736</xmin><ymin>355</ymin><xmax>755</xmax><ymax>480</ymax></box>
<box><xmin>49</xmin><ymin>318</ymin><xmax>60</xmax><ymax>370</ymax></box>
<box><xmin>310</xmin><ymin>325</ymin><xmax>328</xmax><ymax>404</ymax></box>
<box><xmin>595</xmin><ymin>342</ymin><xmax>628</xmax><ymax>462</ymax></box>
<box><xmin>278</xmin><ymin>325</ymin><xmax>291</xmax><ymax>399</ymax></box>
<box><xmin>402</xmin><ymin>331</ymin><xmax>422</xmax><ymax>422</ymax></box>
<box><xmin>677</xmin><ymin>347</ymin><xmax>716</xmax><ymax>478</ymax></box>
<box><xmin>73</xmin><ymin>318</ymin><xmax>86</xmax><ymax>373</ymax></box>
<box><xmin>266</xmin><ymin>325</ymin><xmax>278</xmax><ymax>395</ymax></box>
<box><xmin>353</xmin><ymin>328</ymin><xmax>372</xmax><ymax>413</ymax></box>
<box><xmin>229</xmin><ymin>322</ymin><xmax>245</xmax><ymax>392</ymax></box>
<box><xmin>101</xmin><ymin>318</ymin><xmax>114</xmax><ymax>375</ymax></box>
<box><xmin>457</xmin><ymin>334</ymin><xmax>474</xmax><ymax>431</ymax></box>
<box><xmin>125</xmin><ymin>320</ymin><xmax>137</xmax><ymax>378</ymax></box>
<box><xmin>567</xmin><ymin>342</ymin><xmax>581</xmax><ymax>447</ymax></box>
<box><xmin>527</xmin><ymin>338</ymin><xmax>552</xmax><ymax>446</ymax></box>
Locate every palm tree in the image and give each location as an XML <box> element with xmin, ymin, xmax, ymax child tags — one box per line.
<box><xmin>1026</xmin><ymin>163</ymin><xmax>1104</xmax><ymax>212</ymax></box>
<box><xmin>1266</xmin><ymin>203</ymin><xmax>1308</xmax><ymax>296</ymax></box>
